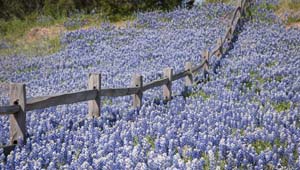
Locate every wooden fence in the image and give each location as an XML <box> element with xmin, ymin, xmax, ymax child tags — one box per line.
<box><xmin>0</xmin><ymin>0</ymin><xmax>249</xmax><ymax>155</ymax></box>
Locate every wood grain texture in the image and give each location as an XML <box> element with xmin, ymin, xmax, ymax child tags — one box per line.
<box><xmin>27</xmin><ymin>89</ymin><xmax>97</xmax><ymax>111</ymax></box>
<box><xmin>231</xmin><ymin>6</ymin><xmax>241</xmax><ymax>25</ymax></box>
<box><xmin>184</xmin><ymin>62</ymin><xmax>193</xmax><ymax>86</ymax></box>
<box><xmin>0</xmin><ymin>105</ymin><xmax>20</xmax><ymax>115</ymax></box>
<box><xmin>101</xmin><ymin>87</ymin><xmax>140</xmax><ymax>97</ymax></box>
<box><xmin>226</xmin><ymin>26</ymin><xmax>233</xmax><ymax>42</ymax></box>
<box><xmin>216</xmin><ymin>38</ymin><xmax>223</xmax><ymax>57</ymax></box>
<box><xmin>202</xmin><ymin>49</ymin><xmax>210</xmax><ymax>80</ymax></box>
<box><xmin>132</xmin><ymin>74</ymin><xmax>143</xmax><ymax>108</ymax></box>
<box><xmin>172</xmin><ymin>70</ymin><xmax>190</xmax><ymax>81</ymax></box>
<box><xmin>88</xmin><ymin>73</ymin><xmax>101</xmax><ymax>118</ymax></box>
<box><xmin>9</xmin><ymin>83</ymin><xmax>26</xmax><ymax>145</ymax></box>
<box><xmin>142</xmin><ymin>78</ymin><xmax>169</xmax><ymax>92</ymax></box>
<box><xmin>163</xmin><ymin>68</ymin><xmax>173</xmax><ymax>101</ymax></box>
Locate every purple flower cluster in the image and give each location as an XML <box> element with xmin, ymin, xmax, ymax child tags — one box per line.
<box><xmin>0</xmin><ymin>1</ymin><xmax>299</xmax><ymax>169</ymax></box>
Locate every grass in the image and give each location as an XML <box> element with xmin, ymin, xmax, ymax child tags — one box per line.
<box><xmin>133</xmin><ymin>136</ymin><xmax>139</xmax><ymax>146</ymax></box>
<box><xmin>190</xmin><ymin>90</ymin><xmax>210</xmax><ymax>101</ymax></box>
<box><xmin>243</xmin><ymin>0</ymin><xmax>300</xmax><ymax>25</ymax></box>
<box><xmin>231</xmin><ymin>128</ymin><xmax>245</xmax><ymax>136</ymax></box>
<box><xmin>259</xmin><ymin>1</ymin><xmax>278</xmax><ymax>11</ymax></box>
<box><xmin>0</xmin><ymin>13</ymin><xmax>135</xmax><ymax>57</ymax></box>
<box><xmin>276</xmin><ymin>0</ymin><xmax>300</xmax><ymax>24</ymax></box>
<box><xmin>266</xmin><ymin>61</ymin><xmax>278</xmax><ymax>68</ymax></box>
<box><xmin>0</xmin><ymin>16</ymin><xmax>65</xmax><ymax>56</ymax></box>
<box><xmin>272</xmin><ymin>101</ymin><xmax>291</xmax><ymax>112</ymax></box>
<box><xmin>287</xmin><ymin>16</ymin><xmax>300</xmax><ymax>24</ymax></box>
<box><xmin>278</xmin><ymin>0</ymin><xmax>300</xmax><ymax>11</ymax></box>
<box><xmin>201</xmin><ymin>152</ymin><xmax>210</xmax><ymax>170</ymax></box>
<box><xmin>262</xmin><ymin>0</ymin><xmax>300</xmax><ymax>25</ymax></box>
<box><xmin>252</xmin><ymin>140</ymin><xmax>272</xmax><ymax>154</ymax></box>
<box><xmin>206</xmin><ymin>0</ymin><xmax>231</xmax><ymax>3</ymax></box>
<box><xmin>145</xmin><ymin>135</ymin><xmax>155</xmax><ymax>149</ymax></box>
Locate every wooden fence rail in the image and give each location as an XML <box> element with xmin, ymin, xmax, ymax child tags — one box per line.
<box><xmin>0</xmin><ymin>0</ymin><xmax>249</xmax><ymax>155</ymax></box>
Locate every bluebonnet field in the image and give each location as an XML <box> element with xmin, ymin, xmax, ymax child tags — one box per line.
<box><xmin>0</xmin><ymin>0</ymin><xmax>300</xmax><ymax>169</ymax></box>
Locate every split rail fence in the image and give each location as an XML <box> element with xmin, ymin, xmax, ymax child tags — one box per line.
<box><xmin>0</xmin><ymin>0</ymin><xmax>249</xmax><ymax>155</ymax></box>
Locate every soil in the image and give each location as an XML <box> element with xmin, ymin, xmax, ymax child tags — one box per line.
<box><xmin>25</xmin><ymin>25</ymin><xmax>65</xmax><ymax>43</ymax></box>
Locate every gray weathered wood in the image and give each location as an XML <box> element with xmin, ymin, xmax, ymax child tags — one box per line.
<box><xmin>163</xmin><ymin>68</ymin><xmax>173</xmax><ymax>101</ymax></box>
<box><xmin>231</xmin><ymin>23</ymin><xmax>237</xmax><ymax>35</ymax></box>
<box><xmin>0</xmin><ymin>105</ymin><xmax>20</xmax><ymax>115</ymax></box>
<box><xmin>172</xmin><ymin>70</ymin><xmax>190</xmax><ymax>81</ymax></box>
<box><xmin>132</xmin><ymin>74</ymin><xmax>143</xmax><ymax>108</ymax></box>
<box><xmin>226</xmin><ymin>26</ymin><xmax>233</xmax><ymax>42</ymax></box>
<box><xmin>231</xmin><ymin>6</ymin><xmax>241</xmax><ymax>25</ymax></box>
<box><xmin>216</xmin><ymin>38</ymin><xmax>223</xmax><ymax>57</ymax></box>
<box><xmin>185</xmin><ymin>62</ymin><xmax>193</xmax><ymax>86</ymax></box>
<box><xmin>9</xmin><ymin>83</ymin><xmax>26</xmax><ymax>145</ymax></box>
<box><xmin>88</xmin><ymin>74</ymin><xmax>101</xmax><ymax>118</ymax></box>
<box><xmin>203</xmin><ymin>50</ymin><xmax>209</xmax><ymax>80</ymax></box>
<box><xmin>27</xmin><ymin>89</ymin><xmax>97</xmax><ymax>111</ymax></box>
<box><xmin>101</xmin><ymin>87</ymin><xmax>140</xmax><ymax>97</ymax></box>
<box><xmin>191</xmin><ymin>60</ymin><xmax>206</xmax><ymax>73</ymax></box>
<box><xmin>239</xmin><ymin>0</ymin><xmax>245</xmax><ymax>16</ymax></box>
<box><xmin>203</xmin><ymin>50</ymin><xmax>209</xmax><ymax>71</ymax></box>
<box><xmin>142</xmin><ymin>78</ymin><xmax>169</xmax><ymax>92</ymax></box>
<box><xmin>211</xmin><ymin>47</ymin><xmax>219</xmax><ymax>57</ymax></box>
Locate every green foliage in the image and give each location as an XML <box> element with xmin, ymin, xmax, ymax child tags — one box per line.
<box><xmin>201</xmin><ymin>152</ymin><xmax>210</xmax><ymax>170</ymax></box>
<box><xmin>274</xmin><ymin>138</ymin><xmax>288</xmax><ymax>148</ymax></box>
<box><xmin>252</xmin><ymin>140</ymin><xmax>272</xmax><ymax>154</ymax></box>
<box><xmin>219</xmin><ymin>160</ymin><xmax>226</xmax><ymax>170</ymax></box>
<box><xmin>281</xmin><ymin>156</ymin><xmax>289</xmax><ymax>167</ymax></box>
<box><xmin>48</xmin><ymin>36</ymin><xmax>62</xmax><ymax>53</ymax></box>
<box><xmin>0</xmin><ymin>0</ymin><xmax>181</xmax><ymax>57</ymax></box>
<box><xmin>190</xmin><ymin>90</ymin><xmax>210</xmax><ymax>101</ymax></box>
<box><xmin>206</xmin><ymin>0</ymin><xmax>230</xmax><ymax>3</ymax></box>
<box><xmin>0</xmin><ymin>0</ymin><xmax>182</xmax><ymax>21</ymax></box>
<box><xmin>0</xmin><ymin>18</ymin><xmax>32</xmax><ymax>38</ymax></box>
<box><xmin>279</xmin><ymin>0</ymin><xmax>300</xmax><ymax>11</ymax></box>
<box><xmin>266</xmin><ymin>61</ymin><xmax>278</xmax><ymax>67</ymax></box>
<box><xmin>145</xmin><ymin>135</ymin><xmax>155</xmax><ymax>149</ymax></box>
<box><xmin>259</xmin><ymin>1</ymin><xmax>278</xmax><ymax>11</ymax></box>
<box><xmin>275</xmin><ymin>75</ymin><xmax>283</xmax><ymax>82</ymax></box>
<box><xmin>244</xmin><ymin>80</ymin><xmax>253</xmax><ymax>90</ymax></box>
<box><xmin>0</xmin><ymin>77</ymin><xmax>6</xmax><ymax>83</ymax></box>
<box><xmin>231</xmin><ymin>128</ymin><xmax>245</xmax><ymax>136</ymax></box>
<box><xmin>287</xmin><ymin>16</ymin><xmax>300</xmax><ymax>24</ymax></box>
<box><xmin>43</xmin><ymin>0</ymin><xmax>75</xmax><ymax>18</ymax></box>
<box><xmin>272</xmin><ymin>101</ymin><xmax>291</xmax><ymax>112</ymax></box>
<box><xmin>133</xmin><ymin>136</ymin><xmax>139</xmax><ymax>146</ymax></box>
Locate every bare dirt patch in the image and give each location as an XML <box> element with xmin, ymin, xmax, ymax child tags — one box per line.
<box><xmin>286</xmin><ymin>22</ymin><xmax>300</xmax><ymax>29</ymax></box>
<box><xmin>276</xmin><ymin>9</ymin><xmax>300</xmax><ymax>29</ymax></box>
<box><xmin>25</xmin><ymin>25</ymin><xmax>65</xmax><ymax>43</ymax></box>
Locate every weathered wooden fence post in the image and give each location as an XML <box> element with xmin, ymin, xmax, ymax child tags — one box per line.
<box><xmin>185</xmin><ymin>62</ymin><xmax>193</xmax><ymax>86</ymax></box>
<box><xmin>9</xmin><ymin>83</ymin><xmax>26</xmax><ymax>145</ymax></box>
<box><xmin>88</xmin><ymin>73</ymin><xmax>101</xmax><ymax>118</ymax></box>
<box><xmin>132</xmin><ymin>74</ymin><xmax>143</xmax><ymax>108</ymax></box>
<box><xmin>239</xmin><ymin>0</ymin><xmax>245</xmax><ymax>16</ymax></box>
<box><xmin>203</xmin><ymin>50</ymin><xmax>209</xmax><ymax>80</ymax></box>
<box><xmin>163</xmin><ymin>68</ymin><xmax>173</xmax><ymax>101</ymax></box>
<box><xmin>228</xmin><ymin>26</ymin><xmax>233</xmax><ymax>42</ymax></box>
<box><xmin>217</xmin><ymin>38</ymin><xmax>223</xmax><ymax>57</ymax></box>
